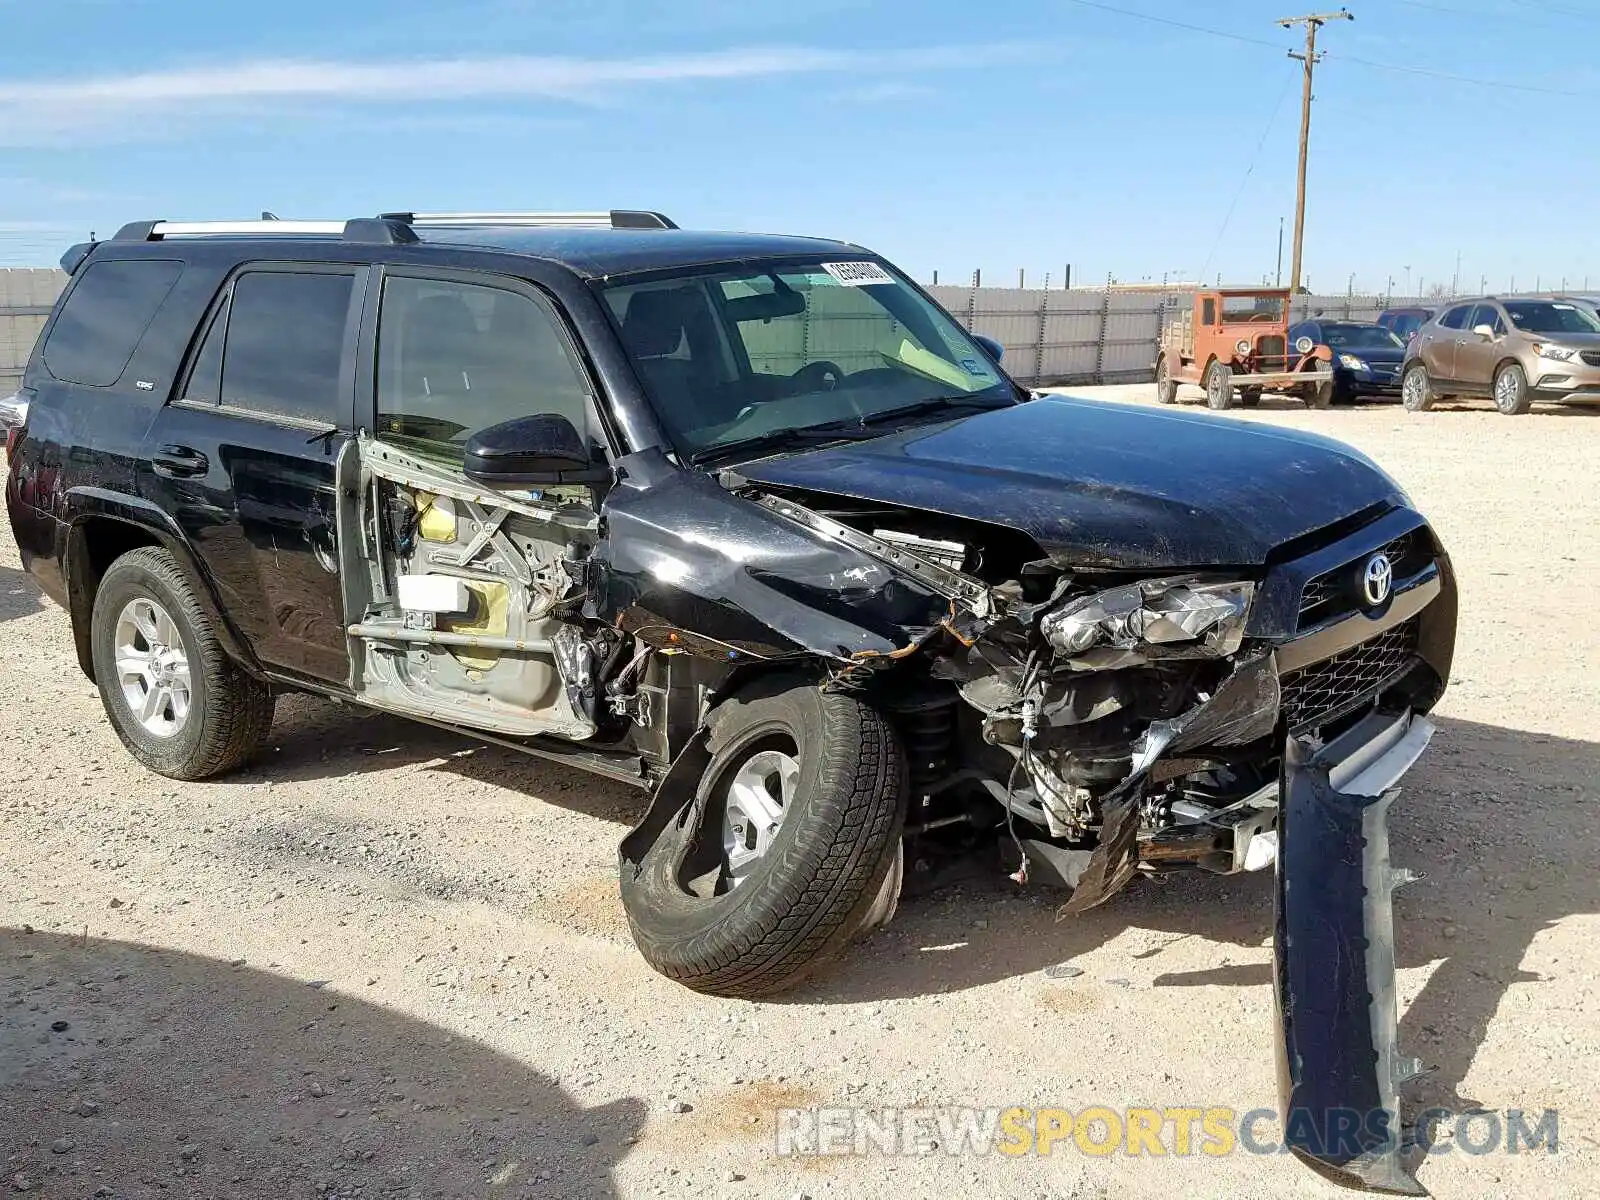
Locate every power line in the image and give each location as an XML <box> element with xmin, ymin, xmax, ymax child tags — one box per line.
<box><xmin>1198</xmin><ymin>69</ymin><xmax>1299</xmax><ymax>285</ymax></box>
<box><xmin>1058</xmin><ymin>0</ymin><xmax>1284</xmax><ymax>49</ymax></box>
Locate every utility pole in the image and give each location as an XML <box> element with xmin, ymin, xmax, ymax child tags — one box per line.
<box><xmin>1276</xmin><ymin>216</ymin><xmax>1285</xmax><ymax>287</ymax></box>
<box><xmin>1279</xmin><ymin>8</ymin><xmax>1353</xmax><ymax>297</ymax></box>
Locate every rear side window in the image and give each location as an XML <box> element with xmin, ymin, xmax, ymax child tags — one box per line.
<box><xmin>221</xmin><ymin>271</ymin><xmax>356</xmax><ymax>423</ymax></box>
<box><xmin>1438</xmin><ymin>306</ymin><xmax>1472</xmax><ymax>330</ymax></box>
<box><xmin>42</xmin><ymin>259</ymin><xmax>183</xmax><ymax>386</ymax></box>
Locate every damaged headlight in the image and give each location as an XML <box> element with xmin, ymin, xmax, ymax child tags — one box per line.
<box><xmin>1041</xmin><ymin>577</ymin><xmax>1255</xmax><ymax>662</ymax></box>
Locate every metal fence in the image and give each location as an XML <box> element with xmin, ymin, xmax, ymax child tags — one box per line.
<box><xmin>930</xmin><ymin>284</ymin><xmax>1491</xmax><ymax>385</ymax></box>
<box><xmin>0</xmin><ymin>263</ymin><xmax>1500</xmax><ymax>394</ymax></box>
<box><xmin>0</xmin><ymin>269</ymin><xmax>65</xmax><ymax>392</ymax></box>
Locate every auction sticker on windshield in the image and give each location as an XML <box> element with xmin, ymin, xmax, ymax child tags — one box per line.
<box><xmin>821</xmin><ymin>261</ymin><xmax>895</xmax><ymax>286</ymax></box>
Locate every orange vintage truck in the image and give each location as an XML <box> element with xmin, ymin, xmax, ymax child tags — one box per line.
<box><xmin>1156</xmin><ymin>286</ymin><xmax>1335</xmax><ymax>410</ymax></box>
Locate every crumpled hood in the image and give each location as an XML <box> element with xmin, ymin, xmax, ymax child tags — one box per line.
<box><xmin>738</xmin><ymin>395</ymin><xmax>1407</xmax><ymax>570</ymax></box>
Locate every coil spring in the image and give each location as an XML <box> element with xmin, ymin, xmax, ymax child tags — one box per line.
<box><xmin>892</xmin><ymin>694</ymin><xmax>960</xmax><ymax>801</ymax></box>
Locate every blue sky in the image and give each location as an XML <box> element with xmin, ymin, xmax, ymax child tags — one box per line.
<box><xmin>2</xmin><ymin>0</ymin><xmax>1597</xmax><ymax>293</ymax></box>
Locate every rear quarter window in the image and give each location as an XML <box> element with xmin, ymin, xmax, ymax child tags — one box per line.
<box><xmin>42</xmin><ymin>259</ymin><xmax>184</xmax><ymax>387</ymax></box>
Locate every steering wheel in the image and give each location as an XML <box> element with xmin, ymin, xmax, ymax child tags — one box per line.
<box><xmin>792</xmin><ymin>361</ymin><xmax>846</xmax><ymax>392</ymax></box>
<box><xmin>1248</xmin><ymin>313</ymin><xmax>1278</xmax><ymax>323</ymax></box>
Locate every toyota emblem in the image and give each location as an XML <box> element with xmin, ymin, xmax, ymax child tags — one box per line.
<box><xmin>1363</xmin><ymin>553</ymin><xmax>1394</xmax><ymax>606</ymax></box>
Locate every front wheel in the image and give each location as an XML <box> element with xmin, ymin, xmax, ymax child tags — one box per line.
<box><xmin>1239</xmin><ymin>386</ymin><xmax>1263</xmax><ymax>409</ymax></box>
<box><xmin>1494</xmin><ymin>361</ymin><xmax>1533</xmax><ymax>415</ymax></box>
<box><xmin>1401</xmin><ymin>364</ymin><xmax>1435</xmax><ymax>412</ymax></box>
<box><xmin>1205</xmin><ymin>361</ymin><xmax>1234</xmax><ymax>410</ymax></box>
<box><xmin>89</xmin><ymin>547</ymin><xmax>275</xmax><ymax>779</ymax></box>
<box><xmin>620</xmin><ymin>681</ymin><xmax>907</xmax><ymax>998</ymax></box>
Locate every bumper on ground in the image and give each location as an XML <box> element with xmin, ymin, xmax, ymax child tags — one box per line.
<box><xmin>1273</xmin><ymin>710</ymin><xmax>1434</xmax><ymax>1195</ymax></box>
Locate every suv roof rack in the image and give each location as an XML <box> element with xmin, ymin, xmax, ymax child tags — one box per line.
<box><xmin>112</xmin><ymin>208</ymin><xmax>677</xmax><ymax>245</ymax></box>
<box><xmin>378</xmin><ymin>210</ymin><xmax>678</xmax><ymax>230</ymax></box>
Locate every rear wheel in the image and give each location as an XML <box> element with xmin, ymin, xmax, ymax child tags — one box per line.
<box><xmin>1204</xmin><ymin>360</ymin><xmax>1234</xmax><ymax>410</ymax></box>
<box><xmin>1401</xmin><ymin>363</ymin><xmax>1435</xmax><ymax>412</ymax></box>
<box><xmin>1493</xmin><ymin>362</ymin><xmax>1533</xmax><ymax>415</ymax></box>
<box><xmin>1239</xmin><ymin>386</ymin><xmax>1263</xmax><ymax>408</ymax></box>
<box><xmin>620</xmin><ymin>681</ymin><xmax>907</xmax><ymax>998</ymax></box>
<box><xmin>89</xmin><ymin>547</ymin><xmax>275</xmax><ymax>780</ymax></box>
<box><xmin>1155</xmin><ymin>355</ymin><xmax>1178</xmax><ymax>405</ymax></box>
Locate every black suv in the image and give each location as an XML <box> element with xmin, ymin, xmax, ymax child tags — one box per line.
<box><xmin>9</xmin><ymin>210</ymin><xmax>1456</xmax><ymax>1190</ymax></box>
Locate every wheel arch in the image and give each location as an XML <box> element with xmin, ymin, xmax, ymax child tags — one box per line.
<box><xmin>64</xmin><ymin>493</ymin><xmax>260</xmax><ymax>683</ymax></box>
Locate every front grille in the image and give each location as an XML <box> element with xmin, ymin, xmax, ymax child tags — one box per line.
<box><xmin>1280</xmin><ymin>618</ymin><xmax>1421</xmax><ymax>732</ymax></box>
<box><xmin>1581</xmin><ymin>350</ymin><xmax>1600</xmax><ymax>368</ymax></box>
<box><xmin>1256</xmin><ymin>335</ymin><xmax>1286</xmax><ymax>360</ymax></box>
<box><xmin>1298</xmin><ymin>529</ymin><xmax>1431</xmax><ymax>629</ymax></box>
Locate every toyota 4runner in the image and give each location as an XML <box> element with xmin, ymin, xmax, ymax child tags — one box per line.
<box><xmin>8</xmin><ymin>210</ymin><xmax>1457</xmax><ymax>1192</ymax></box>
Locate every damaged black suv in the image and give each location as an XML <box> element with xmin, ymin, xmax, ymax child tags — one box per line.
<box><xmin>10</xmin><ymin>210</ymin><xmax>1455</xmax><ymax>1191</ymax></box>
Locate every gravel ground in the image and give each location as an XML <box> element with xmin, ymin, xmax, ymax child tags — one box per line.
<box><xmin>2</xmin><ymin>385</ymin><xmax>1597</xmax><ymax>1199</ymax></box>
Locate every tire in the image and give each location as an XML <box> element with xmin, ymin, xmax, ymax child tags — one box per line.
<box><xmin>90</xmin><ymin>546</ymin><xmax>275</xmax><ymax>780</ymax></box>
<box><xmin>1239</xmin><ymin>387</ymin><xmax>1263</xmax><ymax>409</ymax></box>
<box><xmin>1155</xmin><ymin>355</ymin><xmax>1178</xmax><ymax>405</ymax></box>
<box><xmin>1204</xmin><ymin>360</ymin><xmax>1234</xmax><ymax>410</ymax></box>
<box><xmin>621</xmin><ymin>681</ymin><xmax>907</xmax><ymax>998</ymax></box>
<box><xmin>1493</xmin><ymin>361</ymin><xmax>1533</xmax><ymax>415</ymax></box>
<box><xmin>1401</xmin><ymin>363</ymin><xmax>1435</xmax><ymax>413</ymax></box>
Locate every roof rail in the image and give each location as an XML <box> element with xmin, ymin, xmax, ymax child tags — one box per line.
<box><xmin>379</xmin><ymin>210</ymin><xmax>678</xmax><ymax>230</ymax></box>
<box><xmin>129</xmin><ymin>220</ymin><xmax>349</xmax><ymax>239</ymax></box>
<box><xmin>109</xmin><ymin>208</ymin><xmax>677</xmax><ymax>245</ymax></box>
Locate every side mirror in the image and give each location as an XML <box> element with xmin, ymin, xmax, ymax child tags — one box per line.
<box><xmin>463</xmin><ymin>414</ymin><xmax>609</xmax><ymax>487</ymax></box>
<box><xmin>1472</xmin><ymin>324</ymin><xmax>1496</xmax><ymax>341</ymax></box>
<box><xmin>973</xmin><ymin>334</ymin><xmax>1004</xmax><ymax>363</ymax></box>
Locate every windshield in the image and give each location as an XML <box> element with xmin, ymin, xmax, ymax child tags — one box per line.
<box><xmin>602</xmin><ymin>260</ymin><xmax>1013</xmax><ymax>459</ymax></box>
<box><xmin>1321</xmin><ymin>323</ymin><xmax>1405</xmax><ymax>351</ymax></box>
<box><xmin>1504</xmin><ymin>301</ymin><xmax>1600</xmax><ymax>335</ymax></box>
<box><xmin>1219</xmin><ymin>294</ymin><xmax>1285</xmax><ymax>323</ymax></box>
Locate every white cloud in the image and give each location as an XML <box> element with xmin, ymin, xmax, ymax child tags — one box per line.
<box><xmin>0</xmin><ymin>45</ymin><xmax>1003</xmax><ymax>145</ymax></box>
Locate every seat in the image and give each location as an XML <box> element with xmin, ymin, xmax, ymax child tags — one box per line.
<box><xmin>619</xmin><ymin>288</ymin><xmax>720</xmax><ymax>430</ymax></box>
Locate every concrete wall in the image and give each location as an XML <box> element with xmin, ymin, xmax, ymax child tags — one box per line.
<box><xmin>0</xmin><ymin>269</ymin><xmax>65</xmax><ymax>391</ymax></box>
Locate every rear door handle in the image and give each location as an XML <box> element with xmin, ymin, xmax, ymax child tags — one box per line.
<box><xmin>152</xmin><ymin>444</ymin><xmax>209</xmax><ymax>478</ymax></box>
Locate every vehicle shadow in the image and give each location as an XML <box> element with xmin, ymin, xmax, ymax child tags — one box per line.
<box><xmin>800</xmin><ymin>716</ymin><xmax>1598</xmax><ymax>1117</ymax></box>
<box><xmin>0</xmin><ymin>930</ymin><xmax>645</xmax><ymax>1198</ymax></box>
<box><xmin>0</xmin><ymin>563</ymin><xmax>45</xmax><ymax>623</ymax></box>
<box><xmin>234</xmin><ymin>693</ymin><xmax>645</xmax><ymax>828</ymax></box>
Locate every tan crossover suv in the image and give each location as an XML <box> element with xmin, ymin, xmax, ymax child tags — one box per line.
<box><xmin>1400</xmin><ymin>296</ymin><xmax>1600</xmax><ymax>414</ymax></box>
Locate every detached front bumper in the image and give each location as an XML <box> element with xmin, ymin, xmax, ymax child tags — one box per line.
<box><xmin>1274</xmin><ymin>710</ymin><xmax>1434</xmax><ymax>1195</ymax></box>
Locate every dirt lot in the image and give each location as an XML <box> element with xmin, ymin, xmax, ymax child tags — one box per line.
<box><xmin>2</xmin><ymin>385</ymin><xmax>1597</xmax><ymax>1199</ymax></box>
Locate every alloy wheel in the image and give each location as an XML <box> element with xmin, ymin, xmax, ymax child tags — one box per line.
<box><xmin>113</xmin><ymin>597</ymin><xmax>192</xmax><ymax>738</ymax></box>
<box><xmin>721</xmin><ymin>748</ymin><xmax>799</xmax><ymax>886</ymax></box>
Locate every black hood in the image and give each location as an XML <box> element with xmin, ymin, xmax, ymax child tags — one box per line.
<box><xmin>738</xmin><ymin>396</ymin><xmax>1408</xmax><ymax>570</ymax></box>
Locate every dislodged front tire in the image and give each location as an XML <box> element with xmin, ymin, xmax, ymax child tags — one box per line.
<box><xmin>90</xmin><ymin>547</ymin><xmax>275</xmax><ymax>780</ymax></box>
<box><xmin>621</xmin><ymin>681</ymin><xmax>907</xmax><ymax>998</ymax></box>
